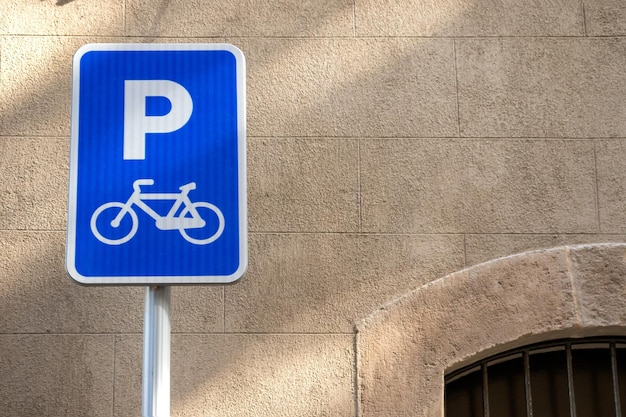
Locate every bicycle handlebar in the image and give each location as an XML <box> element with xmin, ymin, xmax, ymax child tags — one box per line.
<box><xmin>132</xmin><ymin>179</ymin><xmax>197</xmax><ymax>193</ymax></box>
<box><xmin>133</xmin><ymin>179</ymin><xmax>155</xmax><ymax>191</ymax></box>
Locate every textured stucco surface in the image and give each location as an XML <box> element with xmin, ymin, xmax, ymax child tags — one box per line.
<box><xmin>1</xmin><ymin>0</ymin><xmax>626</xmax><ymax>416</ymax></box>
<box><xmin>457</xmin><ymin>38</ymin><xmax>626</xmax><ymax>138</ymax></box>
<box><xmin>0</xmin><ymin>334</ymin><xmax>115</xmax><ymax>417</ymax></box>
<box><xmin>0</xmin><ymin>1</ymin><xmax>125</xmax><ymax>36</ymax></box>
<box><xmin>238</xmin><ymin>37</ymin><xmax>458</xmax><ymax>137</ymax></box>
<box><xmin>225</xmin><ymin>233</ymin><xmax>465</xmax><ymax>333</ymax></box>
<box><xmin>248</xmin><ymin>137</ymin><xmax>360</xmax><ymax>232</ymax></box>
<box><xmin>356</xmin><ymin>0</ymin><xmax>584</xmax><ymax>36</ymax></box>
<box><xmin>125</xmin><ymin>0</ymin><xmax>355</xmax><ymax>37</ymax></box>
<box><xmin>115</xmin><ymin>334</ymin><xmax>355</xmax><ymax>416</ymax></box>
<box><xmin>360</xmin><ymin>139</ymin><xmax>598</xmax><ymax>233</ymax></box>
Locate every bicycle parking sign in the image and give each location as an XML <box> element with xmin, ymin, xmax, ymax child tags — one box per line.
<box><xmin>66</xmin><ymin>44</ymin><xmax>247</xmax><ymax>285</ymax></box>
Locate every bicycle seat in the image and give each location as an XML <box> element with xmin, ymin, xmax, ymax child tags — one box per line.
<box><xmin>179</xmin><ymin>182</ymin><xmax>196</xmax><ymax>191</ymax></box>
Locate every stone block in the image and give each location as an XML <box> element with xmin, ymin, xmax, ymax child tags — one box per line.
<box><xmin>585</xmin><ymin>0</ymin><xmax>626</xmax><ymax>36</ymax></box>
<box><xmin>0</xmin><ymin>137</ymin><xmax>68</xmax><ymax>230</ymax></box>
<box><xmin>225</xmin><ymin>233</ymin><xmax>464</xmax><ymax>333</ymax></box>
<box><xmin>569</xmin><ymin>244</ymin><xmax>626</xmax><ymax>327</ymax></box>
<box><xmin>465</xmin><ymin>234</ymin><xmax>626</xmax><ymax>266</ymax></box>
<box><xmin>249</xmin><ymin>137</ymin><xmax>359</xmax><ymax>233</ymax></box>
<box><xmin>361</xmin><ymin>138</ymin><xmax>598</xmax><ymax>234</ymax></box>
<box><xmin>126</xmin><ymin>0</ymin><xmax>354</xmax><ymax>37</ymax></box>
<box><xmin>457</xmin><ymin>38</ymin><xmax>626</xmax><ymax>137</ymax></box>
<box><xmin>0</xmin><ymin>36</ymin><xmax>86</xmax><ymax>136</ymax></box>
<box><xmin>355</xmin><ymin>0</ymin><xmax>583</xmax><ymax>36</ymax></box>
<box><xmin>234</xmin><ymin>37</ymin><xmax>457</xmax><ymax>137</ymax></box>
<box><xmin>0</xmin><ymin>334</ymin><xmax>114</xmax><ymax>417</ymax></box>
<box><xmin>596</xmin><ymin>140</ymin><xmax>626</xmax><ymax>233</ymax></box>
<box><xmin>114</xmin><ymin>334</ymin><xmax>354</xmax><ymax>416</ymax></box>
<box><xmin>0</xmin><ymin>0</ymin><xmax>124</xmax><ymax>35</ymax></box>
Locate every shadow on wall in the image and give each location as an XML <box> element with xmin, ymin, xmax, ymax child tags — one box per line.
<box><xmin>56</xmin><ymin>0</ymin><xmax>74</xmax><ymax>6</ymax></box>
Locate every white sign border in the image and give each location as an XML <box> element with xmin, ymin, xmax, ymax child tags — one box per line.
<box><xmin>66</xmin><ymin>43</ymin><xmax>247</xmax><ymax>285</ymax></box>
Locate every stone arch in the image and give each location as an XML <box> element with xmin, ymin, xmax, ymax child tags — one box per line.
<box><xmin>356</xmin><ymin>243</ymin><xmax>626</xmax><ymax>417</ymax></box>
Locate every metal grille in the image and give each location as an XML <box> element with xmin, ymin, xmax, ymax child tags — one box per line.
<box><xmin>445</xmin><ymin>337</ymin><xmax>626</xmax><ymax>417</ymax></box>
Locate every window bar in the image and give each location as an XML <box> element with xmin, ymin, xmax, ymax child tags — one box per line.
<box><xmin>566</xmin><ymin>343</ymin><xmax>577</xmax><ymax>417</ymax></box>
<box><xmin>482</xmin><ymin>363</ymin><xmax>490</xmax><ymax>417</ymax></box>
<box><xmin>611</xmin><ymin>343</ymin><xmax>622</xmax><ymax>417</ymax></box>
<box><xmin>523</xmin><ymin>350</ymin><xmax>533</xmax><ymax>417</ymax></box>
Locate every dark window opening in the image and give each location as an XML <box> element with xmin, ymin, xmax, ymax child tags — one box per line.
<box><xmin>445</xmin><ymin>337</ymin><xmax>626</xmax><ymax>417</ymax></box>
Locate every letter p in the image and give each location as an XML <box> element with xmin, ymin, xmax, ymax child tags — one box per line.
<box><xmin>123</xmin><ymin>80</ymin><xmax>193</xmax><ymax>160</ymax></box>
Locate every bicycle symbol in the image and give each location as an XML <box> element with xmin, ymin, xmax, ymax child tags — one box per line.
<box><xmin>90</xmin><ymin>179</ymin><xmax>225</xmax><ymax>245</ymax></box>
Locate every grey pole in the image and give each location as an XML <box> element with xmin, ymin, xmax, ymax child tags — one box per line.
<box><xmin>142</xmin><ymin>285</ymin><xmax>171</xmax><ymax>417</ymax></box>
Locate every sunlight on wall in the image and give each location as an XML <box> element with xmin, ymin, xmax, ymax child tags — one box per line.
<box><xmin>243</xmin><ymin>36</ymin><xmax>458</xmax><ymax>137</ymax></box>
<box><xmin>356</xmin><ymin>0</ymin><xmax>473</xmax><ymax>35</ymax></box>
<box><xmin>0</xmin><ymin>0</ymin><xmax>124</xmax><ymax>36</ymax></box>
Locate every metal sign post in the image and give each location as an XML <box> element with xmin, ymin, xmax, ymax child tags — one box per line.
<box><xmin>142</xmin><ymin>286</ymin><xmax>171</xmax><ymax>417</ymax></box>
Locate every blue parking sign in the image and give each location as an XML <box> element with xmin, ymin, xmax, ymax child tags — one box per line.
<box><xmin>66</xmin><ymin>44</ymin><xmax>247</xmax><ymax>285</ymax></box>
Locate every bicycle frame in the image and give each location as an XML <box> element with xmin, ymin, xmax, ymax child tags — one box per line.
<box><xmin>112</xmin><ymin>180</ymin><xmax>205</xmax><ymax>230</ymax></box>
<box><xmin>91</xmin><ymin>178</ymin><xmax>225</xmax><ymax>246</ymax></box>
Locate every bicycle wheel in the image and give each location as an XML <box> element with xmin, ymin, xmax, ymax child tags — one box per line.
<box><xmin>179</xmin><ymin>202</ymin><xmax>225</xmax><ymax>245</ymax></box>
<box><xmin>90</xmin><ymin>202</ymin><xmax>138</xmax><ymax>245</ymax></box>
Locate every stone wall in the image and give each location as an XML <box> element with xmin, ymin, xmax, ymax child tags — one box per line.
<box><xmin>1</xmin><ymin>1</ymin><xmax>626</xmax><ymax>416</ymax></box>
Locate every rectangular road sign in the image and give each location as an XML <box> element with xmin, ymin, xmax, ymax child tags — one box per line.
<box><xmin>66</xmin><ymin>44</ymin><xmax>246</xmax><ymax>285</ymax></box>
